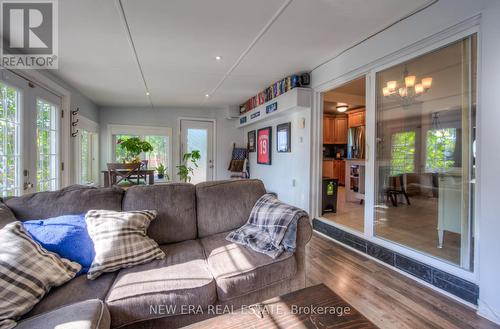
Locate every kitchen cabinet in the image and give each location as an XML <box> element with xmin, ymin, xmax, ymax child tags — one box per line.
<box><xmin>323</xmin><ymin>159</ymin><xmax>345</xmax><ymax>185</ymax></box>
<box><xmin>323</xmin><ymin>117</ymin><xmax>333</xmax><ymax>144</ymax></box>
<box><xmin>348</xmin><ymin>110</ymin><xmax>365</xmax><ymax>128</ymax></box>
<box><xmin>323</xmin><ymin>115</ymin><xmax>347</xmax><ymax>144</ymax></box>
<box><xmin>334</xmin><ymin>117</ymin><xmax>347</xmax><ymax>144</ymax></box>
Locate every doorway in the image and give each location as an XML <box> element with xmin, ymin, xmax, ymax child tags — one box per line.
<box><xmin>320</xmin><ymin>76</ymin><xmax>366</xmax><ymax>233</ymax></box>
<box><xmin>180</xmin><ymin>119</ymin><xmax>215</xmax><ymax>184</ymax></box>
<box><xmin>0</xmin><ymin>70</ymin><xmax>62</xmax><ymax>197</ymax></box>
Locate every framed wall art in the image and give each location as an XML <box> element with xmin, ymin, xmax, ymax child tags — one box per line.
<box><xmin>277</xmin><ymin>122</ymin><xmax>291</xmax><ymax>152</ymax></box>
<box><xmin>257</xmin><ymin>127</ymin><xmax>272</xmax><ymax>165</ymax></box>
<box><xmin>247</xmin><ymin>130</ymin><xmax>256</xmax><ymax>152</ymax></box>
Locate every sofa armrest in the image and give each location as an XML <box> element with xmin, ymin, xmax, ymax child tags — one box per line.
<box><xmin>15</xmin><ymin>299</ymin><xmax>110</xmax><ymax>329</ymax></box>
<box><xmin>296</xmin><ymin>215</ymin><xmax>313</xmax><ymax>249</ymax></box>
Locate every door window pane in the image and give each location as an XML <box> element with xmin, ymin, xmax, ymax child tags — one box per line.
<box><xmin>187</xmin><ymin>128</ymin><xmax>207</xmax><ymax>184</ymax></box>
<box><xmin>36</xmin><ymin>99</ymin><xmax>58</xmax><ymax>192</ymax></box>
<box><xmin>0</xmin><ymin>82</ymin><xmax>21</xmax><ymax>197</ymax></box>
<box><xmin>375</xmin><ymin>35</ymin><xmax>476</xmax><ymax>270</ymax></box>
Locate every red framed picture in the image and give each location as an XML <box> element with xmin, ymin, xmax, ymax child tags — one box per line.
<box><xmin>257</xmin><ymin>127</ymin><xmax>272</xmax><ymax>165</ymax></box>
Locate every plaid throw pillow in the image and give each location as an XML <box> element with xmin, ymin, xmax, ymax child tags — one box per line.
<box><xmin>85</xmin><ymin>210</ymin><xmax>165</xmax><ymax>280</ymax></box>
<box><xmin>0</xmin><ymin>222</ymin><xmax>81</xmax><ymax>329</ymax></box>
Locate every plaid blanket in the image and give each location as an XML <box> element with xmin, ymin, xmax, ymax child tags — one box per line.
<box><xmin>226</xmin><ymin>194</ymin><xmax>308</xmax><ymax>259</ymax></box>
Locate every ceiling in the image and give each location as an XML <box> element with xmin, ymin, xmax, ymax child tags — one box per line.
<box><xmin>324</xmin><ymin>76</ymin><xmax>366</xmax><ymax>114</ymax></box>
<box><xmin>55</xmin><ymin>0</ymin><xmax>434</xmax><ymax>108</ymax></box>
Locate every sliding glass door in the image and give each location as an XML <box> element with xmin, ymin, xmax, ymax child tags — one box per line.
<box><xmin>0</xmin><ymin>70</ymin><xmax>62</xmax><ymax>197</ymax></box>
<box><xmin>374</xmin><ymin>35</ymin><xmax>477</xmax><ymax>270</ymax></box>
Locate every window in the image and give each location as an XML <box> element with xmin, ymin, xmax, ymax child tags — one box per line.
<box><xmin>109</xmin><ymin>125</ymin><xmax>172</xmax><ymax>179</ymax></box>
<box><xmin>144</xmin><ymin>136</ymin><xmax>169</xmax><ymax>170</ymax></box>
<box><xmin>79</xmin><ymin>130</ymin><xmax>99</xmax><ymax>185</ymax></box>
<box><xmin>426</xmin><ymin>128</ymin><xmax>456</xmax><ymax>171</ymax></box>
<box><xmin>0</xmin><ymin>82</ymin><xmax>21</xmax><ymax>197</ymax></box>
<box><xmin>114</xmin><ymin>134</ymin><xmax>138</xmax><ymax>162</ymax></box>
<box><xmin>36</xmin><ymin>99</ymin><xmax>59</xmax><ymax>192</ymax></box>
<box><xmin>390</xmin><ymin>131</ymin><xmax>415</xmax><ymax>175</ymax></box>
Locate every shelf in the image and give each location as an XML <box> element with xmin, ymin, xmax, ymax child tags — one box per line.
<box><xmin>237</xmin><ymin>87</ymin><xmax>312</xmax><ymax>128</ymax></box>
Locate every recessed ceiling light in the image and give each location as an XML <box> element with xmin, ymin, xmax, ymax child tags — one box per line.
<box><xmin>146</xmin><ymin>91</ymin><xmax>150</xmax><ymax>96</ymax></box>
<box><xmin>205</xmin><ymin>94</ymin><xmax>210</xmax><ymax>98</ymax></box>
<box><xmin>215</xmin><ymin>56</ymin><xmax>222</xmax><ymax>61</ymax></box>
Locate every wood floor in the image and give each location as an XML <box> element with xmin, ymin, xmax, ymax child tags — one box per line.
<box><xmin>322</xmin><ymin>187</ymin><xmax>461</xmax><ymax>265</ymax></box>
<box><xmin>306</xmin><ymin>233</ymin><xmax>499</xmax><ymax>329</ymax></box>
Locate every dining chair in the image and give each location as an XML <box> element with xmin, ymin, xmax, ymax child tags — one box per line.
<box><xmin>106</xmin><ymin>162</ymin><xmax>142</xmax><ymax>187</ymax></box>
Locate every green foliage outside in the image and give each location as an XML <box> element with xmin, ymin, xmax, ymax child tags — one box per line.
<box><xmin>426</xmin><ymin>128</ymin><xmax>456</xmax><ymax>171</ymax></box>
<box><xmin>391</xmin><ymin>131</ymin><xmax>416</xmax><ymax>175</ymax></box>
<box><xmin>0</xmin><ymin>82</ymin><xmax>19</xmax><ymax>197</ymax></box>
<box><xmin>177</xmin><ymin>150</ymin><xmax>201</xmax><ymax>182</ymax></box>
<box><xmin>116</xmin><ymin>136</ymin><xmax>153</xmax><ymax>163</ymax></box>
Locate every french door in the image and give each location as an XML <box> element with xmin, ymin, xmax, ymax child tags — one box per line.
<box><xmin>180</xmin><ymin>119</ymin><xmax>214</xmax><ymax>184</ymax></box>
<box><xmin>0</xmin><ymin>70</ymin><xmax>62</xmax><ymax>197</ymax></box>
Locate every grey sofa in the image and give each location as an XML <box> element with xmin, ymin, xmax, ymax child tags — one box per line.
<box><xmin>0</xmin><ymin>179</ymin><xmax>312</xmax><ymax>329</ymax></box>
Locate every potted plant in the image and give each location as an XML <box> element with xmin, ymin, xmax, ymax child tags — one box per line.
<box><xmin>176</xmin><ymin>150</ymin><xmax>201</xmax><ymax>182</ymax></box>
<box><xmin>156</xmin><ymin>163</ymin><xmax>169</xmax><ymax>180</ymax></box>
<box><xmin>116</xmin><ymin>137</ymin><xmax>153</xmax><ymax>163</ymax></box>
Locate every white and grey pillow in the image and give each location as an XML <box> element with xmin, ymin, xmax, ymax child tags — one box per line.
<box><xmin>85</xmin><ymin>210</ymin><xmax>165</xmax><ymax>280</ymax></box>
<box><xmin>0</xmin><ymin>222</ymin><xmax>81</xmax><ymax>329</ymax></box>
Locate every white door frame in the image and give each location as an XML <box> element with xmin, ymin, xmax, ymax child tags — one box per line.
<box><xmin>178</xmin><ymin>117</ymin><xmax>217</xmax><ymax>181</ymax></box>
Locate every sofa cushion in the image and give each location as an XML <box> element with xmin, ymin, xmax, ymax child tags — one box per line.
<box><xmin>26</xmin><ymin>272</ymin><xmax>117</xmax><ymax>318</ymax></box>
<box><xmin>122</xmin><ymin>184</ymin><xmax>197</xmax><ymax>244</ymax></box>
<box><xmin>0</xmin><ymin>201</ymin><xmax>16</xmax><ymax>229</ymax></box>
<box><xmin>200</xmin><ymin>231</ymin><xmax>297</xmax><ymax>302</ymax></box>
<box><xmin>85</xmin><ymin>210</ymin><xmax>165</xmax><ymax>280</ymax></box>
<box><xmin>196</xmin><ymin>180</ymin><xmax>266</xmax><ymax>238</ymax></box>
<box><xmin>4</xmin><ymin>185</ymin><xmax>124</xmax><ymax>221</ymax></box>
<box><xmin>16</xmin><ymin>300</ymin><xmax>110</xmax><ymax>329</ymax></box>
<box><xmin>105</xmin><ymin>240</ymin><xmax>216</xmax><ymax>328</ymax></box>
<box><xmin>0</xmin><ymin>222</ymin><xmax>81</xmax><ymax>327</ymax></box>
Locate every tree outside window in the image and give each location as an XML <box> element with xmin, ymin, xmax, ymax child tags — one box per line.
<box><xmin>426</xmin><ymin>128</ymin><xmax>456</xmax><ymax>172</ymax></box>
<box><xmin>390</xmin><ymin>131</ymin><xmax>415</xmax><ymax>175</ymax></box>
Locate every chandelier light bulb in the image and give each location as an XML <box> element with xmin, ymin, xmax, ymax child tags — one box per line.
<box><xmin>382</xmin><ymin>87</ymin><xmax>390</xmax><ymax>97</ymax></box>
<box><xmin>398</xmin><ymin>87</ymin><xmax>408</xmax><ymax>97</ymax></box>
<box><xmin>422</xmin><ymin>77</ymin><xmax>433</xmax><ymax>89</ymax></box>
<box><xmin>415</xmin><ymin>83</ymin><xmax>424</xmax><ymax>94</ymax></box>
<box><xmin>387</xmin><ymin>80</ymin><xmax>397</xmax><ymax>92</ymax></box>
<box><xmin>405</xmin><ymin>75</ymin><xmax>416</xmax><ymax>88</ymax></box>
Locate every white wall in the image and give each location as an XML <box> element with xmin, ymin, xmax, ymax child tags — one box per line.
<box><xmin>98</xmin><ymin>107</ymin><xmax>242</xmax><ymax>182</ymax></box>
<box><xmin>311</xmin><ymin>0</ymin><xmax>500</xmax><ymax>323</ymax></box>
<box><xmin>244</xmin><ymin>108</ymin><xmax>311</xmax><ymax>212</ymax></box>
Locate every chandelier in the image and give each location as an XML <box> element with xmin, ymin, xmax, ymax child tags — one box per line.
<box><xmin>382</xmin><ymin>66</ymin><xmax>432</xmax><ymax>107</ymax></box>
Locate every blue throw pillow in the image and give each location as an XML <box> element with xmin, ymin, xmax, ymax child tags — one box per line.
<box><xmin>22</xmin><ymin>214</ymin><xmax>95</xmax><ymax>274</ymax></box>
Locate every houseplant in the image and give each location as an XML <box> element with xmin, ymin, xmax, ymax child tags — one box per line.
<box><xmin>156</xmin><ymin>163</ymin><xmax>169</xmax><ymax>180</ymax></box>
<box><xmin>117</xmin><ymin>137</ymin><xmax>153</xmax><ymax>163</ymax></box>
<box><xmin>176</xmin><ymin>150</ymin><xmax>201</xmax><ymax>182</ymax></box>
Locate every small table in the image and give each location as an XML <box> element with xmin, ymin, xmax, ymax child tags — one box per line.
<box><xmin>102</xmin><ymin>169</ymin><xmax>155</xmax><ymax>187</ymax></box>
<box><xmin>183</xmin><ymin>284</ymin><xmax>377</xmax><ymax>329</ymax></box>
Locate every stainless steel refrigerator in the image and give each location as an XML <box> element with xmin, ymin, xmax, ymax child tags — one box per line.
<box><xmin>347</xmin><ymin>126</ymin><xmax>365</xmax><ymax>159</ymax></box>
